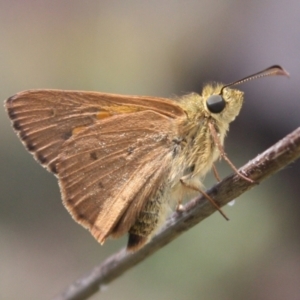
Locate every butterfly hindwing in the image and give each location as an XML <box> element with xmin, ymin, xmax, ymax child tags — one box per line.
<box><xmin>57</xmin><ymin>111</ymin><xmax>175</xmax><ymax>243</ymax></box>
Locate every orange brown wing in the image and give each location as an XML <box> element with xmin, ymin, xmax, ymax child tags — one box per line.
<box><xmin>5</xmin><ymin>89</ymin><xmax>185</xmax><ymax>174</ymax></box>
<box><xmin>57</xmin><ymin>110</ymin><xmax>176</xmax><ymax>243</ymax></box>
<box><xmin>5</xmin><ymin>89</ymin><xmax>186</xmax><ymax>243</ymax></box>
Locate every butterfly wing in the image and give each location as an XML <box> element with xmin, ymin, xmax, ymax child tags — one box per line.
<box><xmin>5</xmin><ymin>89</ymin><xmax>184</xmax><ymax>174</ymax></box>
<box><xmin>5</xmin><ymin>89</ymin><xmax>186</xmax><ymax>243</ymax></box>
<box><xmin>57</xmin><ymin>110</ymin><xmax>176</xmax><ymax>243</ymax></box>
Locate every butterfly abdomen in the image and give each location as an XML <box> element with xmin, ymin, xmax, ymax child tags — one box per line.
<box><xmin>127</xmin><ymin>185</ymin><xmax>167</xmax><ymax>251</ymax></box>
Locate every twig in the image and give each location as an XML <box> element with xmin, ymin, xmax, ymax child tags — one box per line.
<box><xmin>53</xmin><ymin>127</ymin><xmax>300</xmax><ymax>300</ymax></box>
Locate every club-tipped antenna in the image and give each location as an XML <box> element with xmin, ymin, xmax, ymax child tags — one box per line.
<box><xmin>220</xmin><ymin>65</ymin><xmax>289</xmax><ymax>95</ymax></box>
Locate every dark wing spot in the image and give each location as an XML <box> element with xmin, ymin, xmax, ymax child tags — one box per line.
<box><xmin>50</xmin><ymin>109</ymin><xmax>56</xmax><ymax>117</ymax></box>
<box><xmin>66</xmin><ymin>198</ymin><xmax>74</xmax><ymax>204</ymax></box>
<box><xmin>62</xmin><ymin>131</ymin><xmax>72</xmax><ymax>141</ymax></box>
<box><xmin>6</xmin><ymin>105</ymin><xmax>16</xmax><ymax>119</ymax></box>
<box><xmin>37</xmin><ymin>153</ymin><xmax>47</xmax><ymax>164</ymax></box>
<box><xmin>127</xmin><ymin>147</ymin><xmax>134</xmax><ymax>155</ymax></box>
<box><xmin>12</xmin><ymin>121</ymin><xmax>21</xmax><ymax>131</ymax></box>
<box><xmin>77</xmin><ymin>213</ymin><xmax>86</xmax><ymax>220</ymax></box>
<box><xmin>50</xmin><ymin>163</ymin><xmax>58</xmax><ymax>174</ymax></box>
<box><xmin>19</xmin><ymin>130</ymin><xmax>28</xmax><ymax>141</ymax></box>
<box><xmin>90</xmin><ymin>151</ymin><xmax>98</xmax><ymax>160</ymax></box>
<box><xmin>98</xmin><ymin>181</ymin><xmax>104</xmax><ymax>189</ymax></box>
<box><xmin>26</xmin><ymin>143</ymin><xmax>36</xmax><ymax>151</ymax></box>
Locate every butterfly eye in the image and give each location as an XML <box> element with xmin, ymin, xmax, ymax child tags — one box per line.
<box><xmin>206</xmin><ymin>95</ymin><xmax>226</xmax><ymax>113</ymax></box>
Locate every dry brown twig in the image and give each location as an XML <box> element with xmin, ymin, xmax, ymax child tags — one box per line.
<box><xmin>53</xmin><ymin>127</ymin><xmax>300</xmax><ymax>300</ymax></box>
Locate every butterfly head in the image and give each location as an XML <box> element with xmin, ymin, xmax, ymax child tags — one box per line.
<box><xmin>202</xmin><ymin>65</ymin><xmax>289</xmax><ymax>125</ymax></box>
<box><xmin>202</xmin><ymin>84</ymin><xmax>244</xmax><ymax>124</ymax></box>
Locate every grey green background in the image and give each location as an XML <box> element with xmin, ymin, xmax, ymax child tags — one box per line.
<box><xmin>1</xmin><ymin>1</ymin><xmax>300</xmax><ymax>300</ymax></box>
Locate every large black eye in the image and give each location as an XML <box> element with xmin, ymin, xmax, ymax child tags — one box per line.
<box><xmin>206</xmin><ymin>95</ymin><xmax>226</xmax><ymax>113</ymax></box>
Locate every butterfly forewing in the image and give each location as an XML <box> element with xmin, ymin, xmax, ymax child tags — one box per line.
<box><xmin>5</xmin><ymin>90</ymin><xmax>184</xmax><ymax>174</ymax></box>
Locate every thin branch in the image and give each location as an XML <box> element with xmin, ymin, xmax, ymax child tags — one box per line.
<box><xmin>53</xmin><ymin>127</ymin><xmax>300</xmax><ymax>300</ymax></box>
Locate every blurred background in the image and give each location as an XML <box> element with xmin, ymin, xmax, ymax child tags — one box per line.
<box><xmin>1</xmin><ymin>1</ymin><xmax>300</xmax><ymax>299</ymax></box>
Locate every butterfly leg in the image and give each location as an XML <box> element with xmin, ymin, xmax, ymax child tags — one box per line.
<box><xmin>179</xmin><ymin>178</ymin><xmax>229</xmax><ymax>220</ymax></box>
<box><xmin>208</xmin><ymin>122</ymin><xmax>255</xmax><ymax>184</ymax></box>
<box><xmin>212</xmin><ymin>163</ymin><xmax>221</xmax><ymax>182</ymax></box>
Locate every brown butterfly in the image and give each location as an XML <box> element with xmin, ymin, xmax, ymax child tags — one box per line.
<box><xmin>5</xmin><ymin>66</ymin><xmax>288</xmax><ymax>251</ymax></box>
